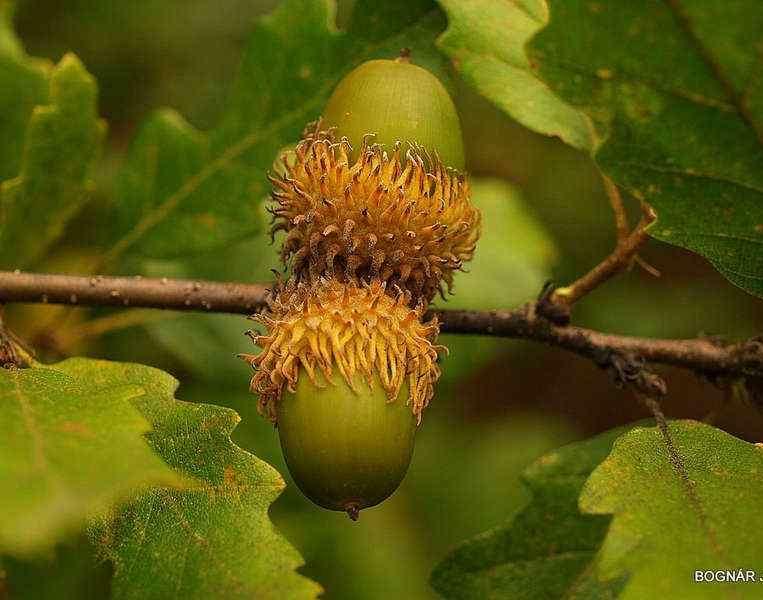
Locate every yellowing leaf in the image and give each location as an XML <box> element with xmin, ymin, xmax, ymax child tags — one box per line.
<box><xmin>0</xmin><ymin>364</ymin><xmax>181</xmax><ymax>558</ymax></box>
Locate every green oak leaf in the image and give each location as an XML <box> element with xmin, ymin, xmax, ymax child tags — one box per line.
<box><xmin>0</xmin><ymin>2</ymin><xmax>49</xmax><ymax>182</ymax></box>
<box><xmin>430</xmin><ymin>425</ymin><xmax>622</xmax><ymax>600</ymax></box>
<box><xmin>0</xmin><ymin>52</ymin><xmax>105</xmax><ymax>269</ymax></box>
<box><xmin>113</xmin><ymin>109</ymin><xmax>208</xmax><ymax>260</ymax></box>
<box><xmin>0</xmin><ymin>363</ymin><xmax>182</xmax><ymax>558</ymax></box>
<box><xmin>529</xmin><ymin>0</ymin><xmax>763</xmax><ymax>298</ymax></box>
<box><xmin>579</xmin><ymin>420</ymin><xmax>763</xmax><ymax>599</ymax></box>
<box><xmin>52</xmin><ymin>359</ymin><xmax>321</xmax><ymax>600</ymax></box>
<box><xmin>436</xmin><ymin>0</ymin><xmax>594</xmax><ymax>151</ymax></box>
<box><xmin>110</xmin><ymin>0</ymin><xmax>450</xmax><ymax>264</ymax></box>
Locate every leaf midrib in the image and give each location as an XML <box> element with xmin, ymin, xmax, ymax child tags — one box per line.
<box><xmin>664</xmin><ymin>0</ymin><xmax>763</xmax><ymax>146</ymax></box>
<box><xmin>100</xmin><ymin>10</ymin><xmax>443</xmax><ymax>270</ymax></box>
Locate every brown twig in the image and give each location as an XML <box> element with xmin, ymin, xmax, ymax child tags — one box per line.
<box><xmin>603</xmin><ymin>174</ymin><xmax>630</xmax><ymax>243</ymax></box>
<box><xmin>550</xmin><ymin>201</ymin><xmax>658</xmax><ymax>309</ymax></box>
<box><xmin>1</xmin><ymin>271</ymin><xmax>762</xmax><ymax>383</ymax></box>
<box><xmin>0</xmin><ymin>271</ymin><xmax>269</xmax><ymax>313</ymax></box>
<box><xmin>602</xmin><ymin>174</ymin><xmax>661</xmax><ymax>278</ymax></box>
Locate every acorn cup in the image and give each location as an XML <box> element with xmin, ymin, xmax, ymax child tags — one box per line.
<box><xmin>244</xmin><ymin>54</ymin><xmax>481</xmax><ymax>519</ymax></box>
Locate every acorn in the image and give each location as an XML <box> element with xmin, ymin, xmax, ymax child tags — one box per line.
<box><xmin>242</xmin><ymin>278</ymin><xmax>443</xmax><ymax>517</ymax></box>
<box><xmin>321</xmin><ymin>57</ymin><xmax>465</xmax><ymax>169</ymax></box>
<box><xmin>269</xmin><ymin>57</ymin><xmax>480</xmax><ymax>303</ymax></box>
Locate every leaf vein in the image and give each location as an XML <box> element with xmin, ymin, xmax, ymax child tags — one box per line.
<box><xmin>663</xmin><ymin>0</ymin><xmax>763</xmax><ymax>145</ymax></box>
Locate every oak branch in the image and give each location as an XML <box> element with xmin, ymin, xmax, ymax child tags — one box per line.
<box><xmin>1</xmin><ymin>270</ymin><xmax>762</xmax><ymax>387</ymax></box>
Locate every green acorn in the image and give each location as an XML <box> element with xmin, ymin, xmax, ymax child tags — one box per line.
<box><xmin>278</xmin><ymin>372</ymin><xmax>415</xmax><ymax>519</ymax></box>
<box><xmin>269</xmin><ymin>57</ymin><xmax>480</xmax><ymax>303</ymax></box>
<box><xmin>322</xmin><ymin>57</ymin><xmax>465</xmax><ymax>169</ymax></box>
<box><xmin>242</xmin><ymin>278</ymin><xmax>442</xmax><ymax>518</ymax></box>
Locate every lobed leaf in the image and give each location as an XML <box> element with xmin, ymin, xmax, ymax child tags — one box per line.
<box><xmin>430</xmin><ymin>426</ymin><xmax>622</xmax><ymax>599</ymax></box>
<box><xmin>0</xmin><ymin>363</ymin><xmax>181</xmax><ymax>558</ymax></box>
<box><xmin>0</xmin><ymin>52</ymin><xmax>105</xmax><ymax>269</ymax></box>
<box><xmin>436</xmin><ymin>0</ymin><xmax>594</xmax><ymax>151</ymax></box>
<box><xmin>110</xmin><ymin>0</ymin><xmax>450</xmax><ymax>265</ymax></box>
<box><xmin>529</xmin><ymin>0</ymin><xmax>763</xmax><ymax>298</ymax></box>
<box><xmin>52</xmin><ymin>359</ymin><xmax>321</xmax><ymax>600</ymax></box>
<box><xmin>579</xmin><ymin>420</ymin><xmax>763</xmax><ymax>599</ymax></box>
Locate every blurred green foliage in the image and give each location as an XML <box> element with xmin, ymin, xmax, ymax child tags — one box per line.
<box><xmin>1</xmin><ymin>1</ymin><xmax>762</xmax><ymax>599</ymax></box>
<box><xmin>531</xmin><ymin>0</ymin><xmax>763</xmax><ymax>300</ymax></box>
<box><xmin>0</xmin><ymin>53</ymin><xmax>104</xmax><ymax>269</ymax></box>
<box><xmin>0</xmin><ymin>536</ymin><xmax>111</xmax><ymax>600</ymax></box>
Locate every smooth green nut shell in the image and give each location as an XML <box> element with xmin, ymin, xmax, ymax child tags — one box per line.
<box><xmin>322</xmin><ymin>59</ymin><xmax>466</xmax><ymax>170</ymax></box>
<box><xmin>277</xmin><ymin>370</ymin><xmax>415</xmax><ymax>516</ymax></box>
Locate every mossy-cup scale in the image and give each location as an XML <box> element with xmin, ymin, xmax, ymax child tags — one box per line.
<box><xmin>244</xmin><ymin>55</ymin><xmax>480</xmax><ymax>519</ymax></box>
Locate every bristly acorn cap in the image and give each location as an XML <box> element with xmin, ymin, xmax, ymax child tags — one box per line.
<box><xmin>269</xmin><ymin>125</ymin><xmax>481</xmax><ymax>303</ymax></box>
<box><xmin>241</xmin><ymin>277</ymin><xmax>444</xmax><ymax>423</ymax></box>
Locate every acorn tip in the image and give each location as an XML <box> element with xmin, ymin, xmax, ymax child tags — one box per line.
<box><xmin>345</xmin><ymin>502</ymin><xmax>361</xmax><ymax>521</ymax></box>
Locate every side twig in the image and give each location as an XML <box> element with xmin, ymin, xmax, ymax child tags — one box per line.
<box><xmin>537</xmin><ymin>178</ymin><xmax>659</xmax><ymax>325</ymax></box>
<box><xmin>551</xmin><ymin>201</ymin><xmax>657</xmax><ymax>308</ymax></box>
<box><xmin>603</xmin><ymin>174</ymin><xmax>631</xmax><ymax>244</ymax></box>
<box><xmin>602</xmin><ymin>174</ymin><xmax>661</xmax><ymax>278</ymax></box>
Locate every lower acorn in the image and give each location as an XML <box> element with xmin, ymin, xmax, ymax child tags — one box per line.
<box><xmin>279</xmin><ymin>371</ymin><xmax>415</xmax><ymax>519</ymax></box>
<box><xmin>242</xmin><ymin>277</ymin><xmax>443</xmax><ymax>518</ymax></box>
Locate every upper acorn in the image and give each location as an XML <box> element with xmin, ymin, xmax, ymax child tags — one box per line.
<box><xmin>269</xmin><ymin>57</ymin><xmax>480</xmax><ymax>303</ymax></box>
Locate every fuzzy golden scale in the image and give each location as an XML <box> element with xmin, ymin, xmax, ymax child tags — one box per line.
<box><xmin>269</xmin><ymin>125</ymin><xmax>480</xmax><ymax>302</ymax></box>
<box><xmin>242</xmin><ymin>277</ymin><xmax>443</xmax><ymax>423</ymax></box>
